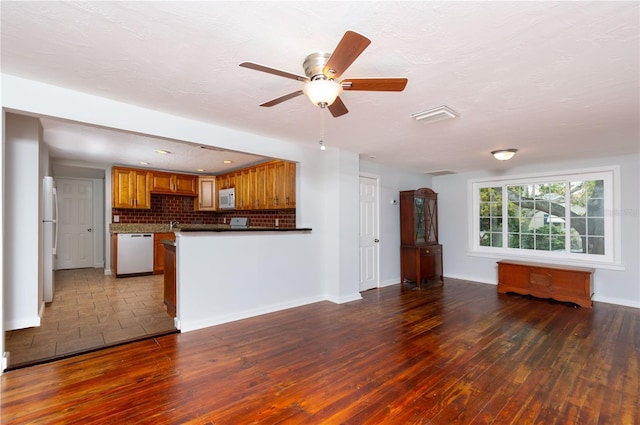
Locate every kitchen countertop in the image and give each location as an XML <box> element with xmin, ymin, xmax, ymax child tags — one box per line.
<box><xmin>177</xmin><ymin>227</ymin><xmax>312</xmax><ymax>232</ymax></box>
<box><xmin>110</xmin><ymin>223</ymin><xmax>311</xmax><ymax>234</ymax></box>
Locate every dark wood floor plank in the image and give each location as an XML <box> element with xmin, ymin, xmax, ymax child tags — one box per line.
<box><xmin>2</xmin><ymin>278</ymin><xmax>638</xmax><ymax>424</ymax></box>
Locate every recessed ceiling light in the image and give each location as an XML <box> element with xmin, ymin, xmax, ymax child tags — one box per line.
<box><xmin>196</xmin><ymin>168</ymin><xmax>205</xmax><ymax>172</ymax></box>
<box><xmin>139</xmin><ymin>161</ymin><xmax>150</xmax><ymax>165</ymax></box>
<box><xmin>156</xmin><ymin>150</ymin><xmax>170</xmax><ymax>154</ymax></box>
<box><xmin>411</xmin><ymin>105</ymin><xmax>459</xmax><ymax>123</ymax></box>
<box><xmin>223</xmin><ymin>160</ymin><xmax>232</xmax><ymax>164</ymax></box>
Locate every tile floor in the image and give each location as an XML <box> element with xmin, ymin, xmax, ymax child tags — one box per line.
<box><xmin>5</xmin><ymin>268</ymin><xmax>176</xmax><ymax>368</ymax></box>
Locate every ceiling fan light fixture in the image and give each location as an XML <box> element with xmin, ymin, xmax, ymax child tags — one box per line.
<box><xmin>303</xmin><ymin>79</ymin><xmax>343</xmax><ymax>107</ymax></box>
<box><xmin>491</xmin><ymin>149</ymin><xmax>518</xmax><ymax>161</ymax></box>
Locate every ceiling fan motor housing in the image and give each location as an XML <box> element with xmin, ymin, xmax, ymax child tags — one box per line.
<box><xmin>304</xmin><ymin>52</ymin><xmax>333</xmax><ymax>81</ymax></box>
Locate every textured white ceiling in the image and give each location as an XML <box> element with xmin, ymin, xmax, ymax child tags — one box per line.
<box><xmin>1</xmin><ymin>1</ymin><xmax>638</xmax><ymax>175</ymax></box>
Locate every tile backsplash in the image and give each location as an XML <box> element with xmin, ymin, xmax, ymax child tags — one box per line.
<box><xmin>112</xmin><ymin>194</ymin><xmax>296</xmax><ymax>228</ymax></box>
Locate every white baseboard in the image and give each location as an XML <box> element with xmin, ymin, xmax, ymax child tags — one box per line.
<box><xmin>380</xmin><ymin>278</ymin><xmax>400</xmax><ymax>288</ymax></box>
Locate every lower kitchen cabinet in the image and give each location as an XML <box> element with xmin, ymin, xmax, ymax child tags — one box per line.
<box><xmin>163</xmin><ymin>243</ymin><xmax>177</xmax><ymax>317</ymax></box>
<box><xmin>154</xmin><ymin>232</ymin><xmax>176</xmax><ymax>274</ymax></box>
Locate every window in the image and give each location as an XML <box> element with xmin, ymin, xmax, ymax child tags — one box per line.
<box><xmin>472</xmin><ymin>167</ymin><xmax>619</xmax><ymax>265</ymax></box>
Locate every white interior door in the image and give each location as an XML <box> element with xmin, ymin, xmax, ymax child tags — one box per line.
<box><xmin>56</xmin><ymin>178</ymin><xmax>94</xmax><ymax>270</ymax></box>
<box><xmin>359</xmin><ymin>175</ymin><xmax>379</xmax><ymax>291</ymax></box>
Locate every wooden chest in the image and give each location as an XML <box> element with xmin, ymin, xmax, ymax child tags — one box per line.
<box><xmin>497</xmin><ymin>260</ymin><xmax>594</xmax><ymax>308</ymax></box>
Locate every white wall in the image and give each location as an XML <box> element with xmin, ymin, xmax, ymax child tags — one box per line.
<box><xmin>433</xmin><ymin>154</ymin><xmax>640</xmax><ymax>308</ymax></box>
<box><xmin>177</xmin><ymin>231</ymin><xmax>324</xmax><ymax>331</ymax></box>
<box><xmin>1</xmin><ymin>74</ymin><xmax>367</xmax><ymax>332</ymax></box>
<box><xmin>4</xmin><ymin>113</ymin><xmax>42</xmax><ymax>329</ymax></box>
<box><xmin>1</xmin><ymin>110</ymin><xmax>4</xmax><ymax>367</ymax></box>
<box><xmin>359</xmin><ymin>160</ymin><xmax>432</xmax><ymax>286</ymax></box>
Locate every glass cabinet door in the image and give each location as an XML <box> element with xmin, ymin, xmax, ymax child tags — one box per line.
<box><xmin>426</xmin><ymin>197</ymin><xmax>438</xmax><ymax>243</ymax></box>
<box><xmin>415</xmin><ymin>197</ymin><xmax>426</xmax><ymax>244</ymax></box>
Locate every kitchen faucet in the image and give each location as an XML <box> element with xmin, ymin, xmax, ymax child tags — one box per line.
<box><xmin>169</xmin><ymin>221</ymin><xmax>180</xmax><ymax>230</ymax></box>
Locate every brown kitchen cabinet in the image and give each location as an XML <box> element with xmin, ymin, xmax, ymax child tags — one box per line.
<box><xmin>212</xmin><ymin>160</ymin><xmax>296</xmax><ymax>211</ymax></box>
<box><xmin>112</xmin><ymin>167</ymin><xmax>152</xmax><ymax>209</ymax></box>
<box><xmin>497</xmin><ymin>260</ymin><xmax>594</xmax><ymax>308</ymax></box>
<box><xmin>238</xmin><ymin>169</ymin><xmax>251</xmax><ymax>210</ymax></box>
<box><xmin>163</xmin><ymin>243</ymin><xmax>177</xmax><ymax>317</ymax></box>
<box><xmin>400</xmin><ymin>188</ymin><xmax>443</xmax><ymax>287</ymax></box>
<box><xmin>154</xmin><ymin>232</ymin><xmax>176</xmax><ymax>274</ymax></box>
<box><xmin>266</xmin><ymin>160</ymin><xmax>296</xmax><ymax>209</ymax></box>
<box><xmin>196</xmin><ymin>176</ymin><xmax>216</xmax><ymax>211</ymax></box>
<box><xmin>152</xmin><ymin>171</ymin><xmax>197</xmax><ymax>196</ymax></box>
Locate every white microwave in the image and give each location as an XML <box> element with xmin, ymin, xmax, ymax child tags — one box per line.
<box><xmin>218</xmin><ymin>187</ymin><xmax>235</xmax><ymax>209</ymax></box>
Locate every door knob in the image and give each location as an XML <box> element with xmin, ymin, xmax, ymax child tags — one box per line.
<box><xmin>87</xmin><ymin>228</ymin><xmax>92</xmax><ymax>232</ymax></box>
<box><xmin>374</xmin><ymin>238</ymin><xmax>379</xmax><ymax>243</ymax></box>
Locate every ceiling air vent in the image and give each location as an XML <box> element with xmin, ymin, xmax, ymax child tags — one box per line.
<box><xmin>411</xmin><ymin>105</ymin><xmax>459</xmax><ymax>123</ymax></box>
<box><xmin>424</xmin><ymin>170</ymin><xmax>456</xmax><ymax>177</ymax></box>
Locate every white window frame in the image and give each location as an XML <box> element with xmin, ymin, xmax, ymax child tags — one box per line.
<box><xmin>468</xmin><ymin>166</ymin><xmax>622</xmax><ymax>269</ymax></box>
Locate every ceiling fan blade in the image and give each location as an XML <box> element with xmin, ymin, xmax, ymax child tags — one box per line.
<box><xmin>240</xmin><ymin>62</ymin><xmax>308</xmax><ymax>82</ymax></box>
<box><xmin>260</xmin><ymin>90</ymin><xmax>304</xmax><ymax>107</ymax></box>
<box><xmin>328</xmin><ymin>96</ymin><xmax>349</xmax><ymax>118</ymax></box>
<box><xmin>323</xmin><ymin>31</ymin><xmax>371</xmax><ymax>79</ymax></box>
<box><xmin>341</xmin><ymin>78</ymin><xmax>408</xmax><ymax>92</ymax></box>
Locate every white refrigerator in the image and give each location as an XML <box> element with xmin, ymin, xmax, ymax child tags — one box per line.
<box><xmin>43</xmin><ymin>176</ymin><xmax>58</xmax><ymax>303</ymax></box>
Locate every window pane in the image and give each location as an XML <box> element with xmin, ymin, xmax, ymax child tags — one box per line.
<box><xmin>587</xmin><ymin>236</ymin><xmax>605</xmax><ymax>255</ymax></box>
<box><xmin>490</xmin><ymin>232</ymin><xmax>503</xmax><ymax>247</ymax></box>
<box><xmin>508</xmin><ymin>233</ymin><xmax>520</xmax><ymax>248</ymax></box>
<box><xmin>588</xmin><ymin>218</ymin><xmax>604</xmax><ymax>236</ymax></box>
<box><xmin>490</xmin><ymin>202</ymin><xmax>501</xmax><ymax>217</ymax></box>
<box><xmin>550</xmin><ymin>236</ymin><xmax>565</xmax><ymax>251</ymax></box>
<box><xmin>569</xmin><ymin>179</ymin><xmax>605</xmax><ymax>256</ymax></box>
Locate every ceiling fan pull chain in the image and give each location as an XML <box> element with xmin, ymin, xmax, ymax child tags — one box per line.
<box><xmin>319</xmin><ymin>108</ymin><xmax>327</xmax><ymax>150</ymax></box>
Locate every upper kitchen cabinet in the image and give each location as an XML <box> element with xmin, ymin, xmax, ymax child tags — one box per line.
<box><xmin>152</xmin><ymin>171</ymin><xmax>197</xmax><ymax>196</ymax></box>
<box><xmin>198</xmin><ymin>160</ymin><xmax>296</xmax><ymax>211</ymax></box>
<box><xmin>267</xmin><ymin>160</ymin><xmax>296</xmax><ymax>209</ymax></box>
<box><xmin>196</xmin><ymin>176</ymin><xmax>216</xmax><ymax>211</ymax></box>
<box><xmin>112</xmin><ymin>167</ymin><xmax>152</xmax><ymax>209</ymax></box>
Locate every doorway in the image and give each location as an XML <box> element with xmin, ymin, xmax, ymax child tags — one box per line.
<box><xmin>359</xmin><ymin>175</ymin><xmax>380</xmax><ymax>291</ymax></box>
<box><xmin>56</xmin><ymin>178</ymin><xmax>94</xmax><ymax>270</ymax></box>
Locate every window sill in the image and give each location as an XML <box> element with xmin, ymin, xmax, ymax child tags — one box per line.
<box><xmin>466</xmin><ymin>250</ymin><xmax>626</xmax><ymax>271</ymax></box>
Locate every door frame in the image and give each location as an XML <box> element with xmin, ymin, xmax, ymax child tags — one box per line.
<box><xmin>359</xmin><ymin>173</ymin><xmax>380</xmax><ymax>291</ymax></box>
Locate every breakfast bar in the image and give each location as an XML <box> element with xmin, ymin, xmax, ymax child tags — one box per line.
<box><xmin>165</xmin><ymin>227</ymin><xmax>319</xmax><ymax>332</ymax></box>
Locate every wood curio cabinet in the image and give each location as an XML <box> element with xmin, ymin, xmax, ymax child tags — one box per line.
<box><xmin>400</xmin><ymin>188</ymin><xmax>443</xmax><ymax>288</ymax></box>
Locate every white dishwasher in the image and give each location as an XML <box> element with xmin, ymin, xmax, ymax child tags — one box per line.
<box><xmin>116</xmin><ymin>233</ymin><xmax>154</xmax><ymax>277</ymax></box>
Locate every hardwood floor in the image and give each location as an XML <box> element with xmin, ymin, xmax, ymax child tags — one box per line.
<box><xmin>1</xmin><ymin>278</ymin><xmax>638</xmax><ymax>424</ymax></box>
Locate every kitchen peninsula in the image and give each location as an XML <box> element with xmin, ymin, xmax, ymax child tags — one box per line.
<box><xmin>169</xmin><ymin>226</ymin><xmax>318</xmax><ymax>332</ymax></box>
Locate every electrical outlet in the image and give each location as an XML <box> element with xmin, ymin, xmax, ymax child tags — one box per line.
<box><xmin>113</xmin><ymin>215</ymin><xmax>120</xmax><ymax>223</ymax></box>
<box><xmin>2</xmin><ymin>352</ymin><xmax>9</xmax><ymax>371</ymax></box>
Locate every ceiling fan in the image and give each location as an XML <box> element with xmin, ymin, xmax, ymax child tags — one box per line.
<box><xmin>239</xmin><ymin>30</ymin><xmax>408</xmax><ymax>118</ymax></box>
